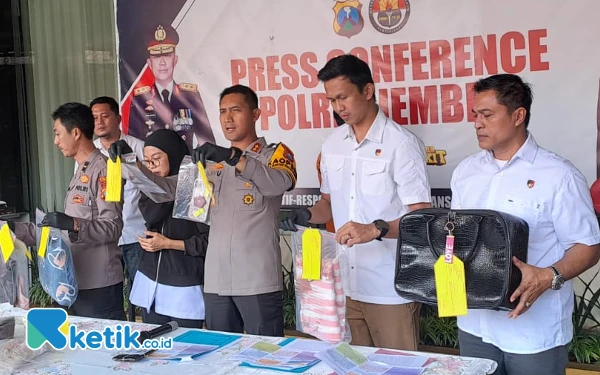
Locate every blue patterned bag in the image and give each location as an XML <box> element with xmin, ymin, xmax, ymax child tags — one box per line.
<box><xmin>35</xmin><ymin>210</ymin><xmax>78</xmax><ymax>307</ymax></box>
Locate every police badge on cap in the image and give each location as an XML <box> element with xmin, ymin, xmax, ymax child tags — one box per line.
<box><xmin>147</xmin><ymin>24</ymin><xmax>179</xmax><ymax>56</ymax></box>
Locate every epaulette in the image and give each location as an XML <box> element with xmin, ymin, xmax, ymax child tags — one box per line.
<box><xmin>134</xmin><ymin>86</ymin><xmax>151</xmax><ymax>96</ymax></box>
<box><xmin>179</xmin><ymin>82</ymin><xmax>198</xmax><ymax>92</ymax></box>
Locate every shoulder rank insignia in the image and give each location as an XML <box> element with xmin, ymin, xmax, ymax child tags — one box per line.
<box><xmin>267</xmin><ymin>143</ymin><xmax>297</xmax><ymax>189</ymax></box>
<box><xmin>250</xmin><ymin>142</ymin><xmax>263</xmax><ymax>153</ymax></box>
<box><xmin>179</xmin><ymin>82</ymin><xmax>198</xmax><ymax>92</ymax></box>
<box><xmin>134</xmin><ymin>86</ymin><xmax>151</xmax><ymax>96</ymax></box>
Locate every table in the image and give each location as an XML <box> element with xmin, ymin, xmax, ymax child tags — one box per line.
<box><xmin>0</xmin><ymin>304</ymin><xmax>497</xmax><ymax>375</ymax></box>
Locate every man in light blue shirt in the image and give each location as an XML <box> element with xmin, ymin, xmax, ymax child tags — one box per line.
<box><xmin>90</xmin><ymin>96</ymin><xmax>146</xmax><ymax>321</ymax></box>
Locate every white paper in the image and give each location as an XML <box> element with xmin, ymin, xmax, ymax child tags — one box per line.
<box><xmin>368</xmin><ymin>353</ymin><xmax>429</xmax><ymax>368</ymax></box>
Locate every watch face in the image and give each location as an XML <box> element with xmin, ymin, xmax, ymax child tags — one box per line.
<box><xmin>376</xmin><ymin>220</ymin><xmax>389</xmax><ymax>230</ymax></box>
<box><xmin>553</xmin><ymin>276</ymin><xmax>565</xmax><ymax>290</ymax></box>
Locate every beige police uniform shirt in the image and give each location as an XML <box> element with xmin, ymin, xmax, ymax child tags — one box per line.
<box><xmin>135</xmin><ymin>138</ymin><xmax>296</xmax><ymax>296</ymax></box>
<box><xmin>66</xmin><ymin>149</ymin><xmax>124</xmax><ymax>289</ymax></box>
<box><xmin>204</xmin><ymin>138</ymin><xmax>295</xmax><ymax>296</ymax></box>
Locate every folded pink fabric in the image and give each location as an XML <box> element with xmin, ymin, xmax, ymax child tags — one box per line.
<box><xmin>295</xmin><ymin>255</ymin><xmax>346</xmax><ymax>343</ymax></box>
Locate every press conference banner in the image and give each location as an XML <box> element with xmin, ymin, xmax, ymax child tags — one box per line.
<box><xmin>116</xmin><ymin>0</ymin><xmax>600</xmax><ymax>208</ymax></box>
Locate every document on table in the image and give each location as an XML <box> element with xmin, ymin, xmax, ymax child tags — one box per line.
<box><xmin>367</xmin><ymin>349</ymin><xmax>433</xmax><ymax>368</ymax></box>
<box><xmin>316</xmin><ymin>343</ymin><xmax>426</xmax><ymax>375</ymax></box>
<box><xmin>173</xmin><ymin>330</ymin><xmax>242</xmax><ymax>348</ymax></box>
<box><xmin>231</xmin><ymin>338</ymin><xmax>325</xmax><ymax>372</ymax></box>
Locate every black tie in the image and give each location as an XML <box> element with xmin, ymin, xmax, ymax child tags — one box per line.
<box><xmin>162</xmin><ymin>89</ymin><xmax>170</xmax><ymax>107</ymax></box>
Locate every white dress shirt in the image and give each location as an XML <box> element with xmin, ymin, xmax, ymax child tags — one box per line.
<box><xmin>320</xmin><ymin>109</ymin><xmax>431</xmax><ymax>304</ymax></box>
<box><xmin>155</xmin><ymin>81</ymin><xmax>175</xmax><ymax>102</ymax></box>
<box><xmin>451</xmin><ymin>133</ymin><xmax>600</xmax><ymax>354</ymax></box>
<box><xmin>93</xmin><ymin>133</ymin><xmax>147</xmax><ymax>246</ymax></box>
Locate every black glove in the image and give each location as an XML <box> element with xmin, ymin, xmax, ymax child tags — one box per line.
<box><xmin>108</xmin><ymin>140</ymin><xmax>133</xmax><ymax>162</ymax></box>
<box><xmin>5</xmin><ymin>221</ymin><xmax>15</xmax><ymax>232</ymax></box>
<box><xmin>280</xmin><ymin>208</ymin><xmax>312</xmax><ymax>232</ymax></box>
<box><xmin>192</xmin><ymin>143</ymin><xmax>233</xmax><ymax>165</ymax></box>
<box><xmin>38</xmin><ymin>212</ymin><xmax>75</xmax><ymax>232</ymax></box>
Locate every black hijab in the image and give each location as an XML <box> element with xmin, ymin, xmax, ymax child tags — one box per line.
<box><xmin>138</xmin><ymin>130</ymin><xmax>190</xmax><ymax>231</ymax></box>
<box><xmin>144</xmin><ymin>129</ymin><xmax>190</xmax><ymax>176</ymax></box>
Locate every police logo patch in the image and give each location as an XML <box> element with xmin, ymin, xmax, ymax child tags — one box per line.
<box><xmin>368</xmin><ymin>0</ymin><xmax>410</xmax><ymax>35</ymax></box>
<box><xmin>80</xmin><ymin>174</ymin><xmax>90</xmax><ymax>184</ymax></box>
<box><xmin>72</xmin><ymin>195</ymin><xmax>84</xmax><ymax>205</ymax></box>
<box><xmin>99</xmin><ymin>176</ymin><xmax>107</xmax><ymax>200</ymax></box>
<box><xmin>268</xmin><ymin>143</ymin><xmax>297</xmax><ymax>188</ymax></box>
<box><xmin>243</xmin><ymin>194</ymin><xmax>254</xmax><ymax>206</ymax></box>
<box><xmin>333</xmin><ymin>0</ymin><xmax>364</xmax><ymax>39</ymax></box>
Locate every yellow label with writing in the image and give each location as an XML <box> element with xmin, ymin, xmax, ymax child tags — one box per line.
<box><xmin>434</xmin><ymin>255</ymin><xmax>468</xmax><ymax>317</ymax></box>
<box><xmin>106</xmin><ymin>157</ymin><xmax>122</xmax><ymax>202</ymax></box>
<box><xmin>302</xmin><ymin>228</ymin><xmax>321</xmax><ymax>280</ymax></box>
<box><xmin>197</xmin><ymin>162</ymin><xmax>214</xmax><ymax>203</ymax></box>
<box><xmin>38</xmin><ymin>226</ymin><xmax>50</xmax><ymax>258</ymax></box>
<box><xmin>0</xmin><ymin>224</ymin><xmax>15</xmax><ymax>262</ymax></box>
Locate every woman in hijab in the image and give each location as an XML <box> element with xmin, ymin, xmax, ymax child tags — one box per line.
<box><xmin>129</xmin><ymin>129</ymin><xmax>208</xmax><ymax>328</ymax></box>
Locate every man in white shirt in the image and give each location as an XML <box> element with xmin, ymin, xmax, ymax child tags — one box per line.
<box><xmin>451</xmin><ymin>74</ymin><xmax>600</xmax><ymax>375</ymax></box>
<box><xmin>90</xmin><ymin>96</ymin><xmax>146</xmax><ymax>321</ymax></box>
<box><xmin>281</xmin><ymin>54</ymin><xmax>432</xmax><ymax>350</ymax></box>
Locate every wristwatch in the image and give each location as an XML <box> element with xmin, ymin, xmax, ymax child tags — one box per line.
<box><xmin>373</xmin><ymin>219</ymin><xmax>389</xmax><ymax>241</ymax></box>
<box><xmin>550</xmin><ymin>266</ymin><xmax>565</xmax><ymax>290</ymax></box>
<box><xmin>227</xmin><ymin>147</ymin><xmax>243</xmax><ymax>166</ymax></box>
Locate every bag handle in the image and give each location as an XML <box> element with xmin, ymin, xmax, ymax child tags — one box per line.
<box><xmin>424</xmin><ymin>213</ymin><xmax>483</xmax><ymax>263</ymax></box>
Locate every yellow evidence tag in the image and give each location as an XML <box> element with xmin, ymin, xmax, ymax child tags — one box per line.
<box><xmin>38</xmin><ymin>226</ymin><xmax>50</xmax><ymax>258</ymax></box>
<box><xmin>301</xmin><ymin>228</ymin><xmax>322</xmax><ymax>280</ymax></box>
<box><xmin>434</xmin><ymin>233</ymin><xmax>468</xmax><ymax>317</ymax></box>
<box><xmin>0</xmin><ymin>223</ymin><xmax>15</xmax><ymax>262</ymax></box>
<box><xmin>106</xmin><ymin>157</ymin><xmax>122</xmax><ymax>202</ymax></box>
<box><xmin>196</xmin><ymin>162</ymin><xmax>214</xmax><ymax>216</ymax></box>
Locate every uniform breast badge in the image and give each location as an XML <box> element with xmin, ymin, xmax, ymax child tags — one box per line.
<box><xmin>243</xmin><ymin>194</ymin><xmax>255</xmax><ymax>206</ymax></box>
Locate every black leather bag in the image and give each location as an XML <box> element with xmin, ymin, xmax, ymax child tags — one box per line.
<box><xmin>395</xmin><ymin>209</ymin><xmax>529</xmax><ymax>310</ymax></box>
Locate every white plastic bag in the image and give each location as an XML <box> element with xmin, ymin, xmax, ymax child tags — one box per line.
<box><xmin>0</xmin><ymin>316</ymin><xmax>53</xmax><ymax>372</ymax></box>
<box><xmin>291</xmin><ymin>226</ymin><xmax>351</xmax><ymax>344</ymax></box>
<box><xmin>0</xmin><ymin>221</ymin><xmax>30</xmax><ymax>309</ymax></box>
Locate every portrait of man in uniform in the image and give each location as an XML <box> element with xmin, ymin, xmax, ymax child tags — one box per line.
<box><xmin>128</xmin><ymin>24</ymin><xmax>215</xmax><ymax>151</ymax></box>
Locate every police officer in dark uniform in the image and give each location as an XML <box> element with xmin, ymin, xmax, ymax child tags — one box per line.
<box><xmin>129</xmin><ymin>24</ymin><xmax>215</xmax><ymax>152</ymax></box>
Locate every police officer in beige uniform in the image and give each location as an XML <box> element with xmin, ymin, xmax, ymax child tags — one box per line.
<box><xmin>192</xmin><ymin>84</ymin><xmax>296</xmax><ymax>336</ymax></box>
<box><xmin>14</xmin><ymin>103</ymin><xmax>125</xmax><ymax>320</ymax></box>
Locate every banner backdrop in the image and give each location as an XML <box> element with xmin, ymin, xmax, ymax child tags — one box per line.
<box><xmin>117</xmin><ymin>0</ymin><xmax>600</xmax><ymax>208</ymax></box>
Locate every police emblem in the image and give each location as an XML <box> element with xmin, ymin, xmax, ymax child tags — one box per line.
<box><xmin>155</xmin><ymin>25</ymin><xmax>166</xmax><ymax>42</ymax></box>
<box><xmin>368</xmin><ymin>0</ymin><xmax>410</xmax><ymax>35</ymax></box>
<box><xmin>80</xmin><ymin>174</ymin><xmax>90</xmax><ymax>184</ymax></box>
<box><xmin>333</xmin><ymin>0</ymin><xmax>364</xmax><ymax>38</ymax></box>
<box><xmin>72</xmin><ymin>194</ymin><xmax>84</xmax><ymax>205</ymax></box>
<box><xmin>243</xmin><ymin>194</ymin><xmax>255</xmax><ymax>206</ymax></box>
